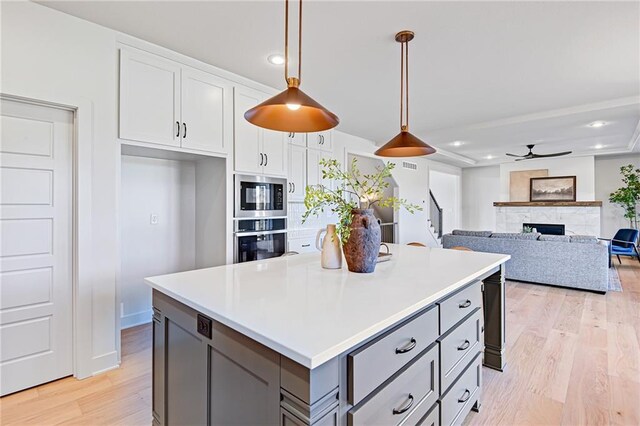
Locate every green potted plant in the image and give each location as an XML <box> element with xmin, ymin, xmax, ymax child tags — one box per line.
<box><xmin>303</xmin><ymin>158</ymin><xmax>421</xmax><ymax>273</ymax></box>
<box><xmin>609</xmin><ymin>164</ymin><xmax>640</xmax><ymax>229</ymax></box>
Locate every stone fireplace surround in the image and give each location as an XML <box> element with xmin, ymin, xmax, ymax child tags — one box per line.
<box><xmin>493</xmin><ymin>201</ymin><xmax>602</xmax><ymax>237</ymax></box>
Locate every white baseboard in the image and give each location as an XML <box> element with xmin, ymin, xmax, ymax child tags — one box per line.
<box><xmin>121</xmin><ymin>309</ymin><xmax>153</xmax><ymax>329</ymax></box>
<box><xmin>91</xmin><ymin>350</ymin><xmax>119</xmax><ymax>376</ymax></box>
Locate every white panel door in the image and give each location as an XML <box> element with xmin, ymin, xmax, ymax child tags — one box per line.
<box><xmin>262</xmin><ymin>130</ymin><xmax>287</xmax><ymax>177</ymax></box>
<box><xmin>120</xmin><ymin>48</ymin><xmax>181</xmax><ymax>147</ymax></box>
<box><xmin>233</xmin><ymin>86</ymin><xmax>263</xmax><ymax>174</ymax></box>
<box><xmin>181</xmin><ymin>67</ymin><xmax>231</xmax><ymax>154</ymax></box>
<box><xmin>288</xmin><ymin>145</ymin><xmax>306</xmax><ymax>202</ymax></box>
<box><xmin>0</xmin><ymin>98</ymin><xmax>73</xmax><ymax>396</ymax></box>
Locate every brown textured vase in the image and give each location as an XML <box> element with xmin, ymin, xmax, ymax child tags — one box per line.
<box><xmin>342</xmin><ymin>209</ymin><xmax>381</xmax><ymax>273</ymax></box>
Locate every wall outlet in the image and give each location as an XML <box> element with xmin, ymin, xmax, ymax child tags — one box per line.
<box><xmin>150</xmin><ymin>214</ymin><xmax>159</xmax><ymax>225</ymax></box>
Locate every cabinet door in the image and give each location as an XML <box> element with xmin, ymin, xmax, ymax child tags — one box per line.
<box><xmin>288</xmin><ymin>145</ymin><xmax>307</xmax><ymax>201</ymax></box>
<box><xmin>181</xmin><ymin>67</ymin><xmax>231</xmax><ymax>154</ymax></box>
<box><xmin>234</xmin><ymin>86</ymin><xmax>264</xmax><ymax>174</ymax></box>
<box><xmin>287</xmin><ymin>132</ymin><xmax>307</xmax><ymax>147</ymax></box>
<box><xmin>263</xmin><ymin>130</ymin><xmax>287</xmax><ymax>177</ymax></box>
<box><xmin>307</xmin><ymin>150</ymin><xmax>333</xmax><ymax>190</ymax></box>
<box><xmin>307</xmin><ymin>131</ymin><xmax>332</xmax><ymax>152</ymax></box>
<box><xmin>120</xmin><ymin>48</ymin><xmax>181</xmax><ymax>146</ymax></box>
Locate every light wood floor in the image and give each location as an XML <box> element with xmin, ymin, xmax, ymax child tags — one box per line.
<box><xmin>1</xmin><ymin>259</ymin><xmax>639</xmax><ymax>425</ymax></box>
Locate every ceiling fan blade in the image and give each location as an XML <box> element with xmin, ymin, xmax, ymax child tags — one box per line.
<box><xmin>505</xmin><ymin>153</ymin><xmax>524</xmax><ymax>157</ymax></box>
<box><xmin>531</xmin><ymin>151</ymin><xmax>572</xmax><ymax>158</ymax></box>
<box><xmin>514</xmin><ymin>158</ymin><xmax>528</xmax><ymax>161</ymax></box>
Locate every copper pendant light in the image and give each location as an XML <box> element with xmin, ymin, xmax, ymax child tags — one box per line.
<box><xmin>244</xmin><ymin>0</ymin><xmax>339</xmax><ymax>132</ymax></box>
<box><xmin>375</xmin><ymin>31</ymin><xmax>436</xmax><ymax>157</ymax></box>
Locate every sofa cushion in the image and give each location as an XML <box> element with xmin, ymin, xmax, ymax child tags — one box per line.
<box><xmin>570</xmin><ymin>235</ymin><xmax>598</xmax><ymax>244</ymax></box>
<box><xmin>451</xmin><ymin>229</ymin><xmax>493</xmax><ymax>238</ymax></box>
<box><xmin>490</xmin><ymin>232</ymin><xmax>541</xmax><ymax>240</ymax></box>
<box><xmin>539</xmin><ymin>234</ymin><xmax>571</xmax><ymax>242</ymax></box>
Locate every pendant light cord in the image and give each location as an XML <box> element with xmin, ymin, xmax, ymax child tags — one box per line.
<box><xmin>284</xmin><ymin>0</ymin><xmax>303</xmax><ymax>86</ymax></box>
<box><xmin>400</xmin><ymin>39</ymin><xmax>409</xmax><ymax>131</ymax></box>
<box><xmin>400</xmin><ymin>41</ymin><xmax>409</xmax><ymax>131</ymax></box>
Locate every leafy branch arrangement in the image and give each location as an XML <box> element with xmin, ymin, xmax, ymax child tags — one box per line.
<box><xmin>609</xmin><ymin>164</ymin><xmax>640</xmax><ymax>228</ymax></box>
<box><xmin>302</xmin><ymin>158</ymin><xmax>422</xmax><ymax>244</ymax></box>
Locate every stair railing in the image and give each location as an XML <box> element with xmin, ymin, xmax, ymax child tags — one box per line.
<box><xmin>429</xmin><ymin>190</ymin><xmax>443</xmax><ymax>239</ymax></box>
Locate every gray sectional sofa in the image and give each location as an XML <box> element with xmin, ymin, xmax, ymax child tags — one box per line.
<box><xmin>442</xmin><ymin>230</ymin><xmax>609</xmax><ymax>293</ymax></box>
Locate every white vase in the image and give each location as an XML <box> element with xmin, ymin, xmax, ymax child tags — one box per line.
<box><xmin>316</xmin><ymin>224</ymin><xmax>343</xmax><ymax>269</ymax></box>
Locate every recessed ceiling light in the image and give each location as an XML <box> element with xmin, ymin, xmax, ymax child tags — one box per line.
<box><xmin>594</xmin><ymin>144</ymin><xmax>605</xmax><ymax>149</ymax></box>
<box><xmin>267</xmin><ymin>54</ymin><xmax>285</xmax><ymax>65</ymax></box>
<box><xmin>485</xmin><ymin>155</ymin><xmax>494</xmax><ymax>160</ymax></box>
<box><xmin>588</xmin><ymin>121</ymin><xmax>607</xmax><ymax>128</ymax></box>
<box><xmin>450</xmin><ymin>140</ymin><xmax>465</xmax><ymax>147</ymax></box>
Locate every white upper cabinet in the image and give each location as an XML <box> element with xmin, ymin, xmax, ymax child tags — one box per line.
<box><xmin>120</xmin><ymin>47</ymin><xmax>231</xmax><ymax>154</ymax></box>
<box><xmin>307</xmin><ymin>131</ymin><xmax>333</xmax><ymax>152</ymax></box>
<box><xmin>233</xmin><ymin>85</ymin><xmax>287</xmax><ymax>177</ymax></box>
<box><xmin>181</xmin><ymin>67</ymin><xmax>232</xmax><ymax>154</ymax></box>
<box><xmin>120</xmin><ymin>48</ymin><xmax>180</xmax><ymax>147</ymax></box>
<box><xmin>287</xmin><ymin>132</ymin><xmax>307</xmax><ymax>147</ymax></box>
<box><xmin>307</xmin><ymin>149</ymin><xmax>333</xmax><ymax>190</ymax></box>
<box><xmin>262</xmin><ymin>130</ymin><xmax>287</xmax><ymax>177</ymax></box>
<box><xmin>288</xmin><ymin>145</ymin><xmax>307</xmax><ymax>202</ymax></box>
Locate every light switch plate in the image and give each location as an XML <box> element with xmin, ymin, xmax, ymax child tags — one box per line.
<box><xmin>150</xmin><ymin>214</ymin><xmax>159</xmax><ymax>225</ymax></box>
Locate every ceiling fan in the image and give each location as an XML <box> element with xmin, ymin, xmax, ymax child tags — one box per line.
<box><xmin>506</xmin><ymin>144</ymin><xmax>572</xmax><ymax>161</ymax></box>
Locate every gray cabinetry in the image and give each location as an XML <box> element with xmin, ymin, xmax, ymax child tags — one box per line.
<box><xmin>152</xmin><ymin>291</ymin><xmax>280</xmax><ymax>425</ymax></box>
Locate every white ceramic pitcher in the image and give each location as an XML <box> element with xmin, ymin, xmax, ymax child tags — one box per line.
<box><xmin>316</xmin><ymin>224</ymin><xmax>343</xmax><ymax>269</ymax></box>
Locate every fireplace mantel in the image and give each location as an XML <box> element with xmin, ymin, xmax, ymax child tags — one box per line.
<box><xmin>493</xmin><ymin>201</ymin><xmax>602</xmax><ymax>207</ymax></box>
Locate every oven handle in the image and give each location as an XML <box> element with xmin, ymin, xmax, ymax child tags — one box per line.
<box><xmin>234</xmin><ymin>230</ymin><xmax>288</xmax><ymax>237</ymax></box>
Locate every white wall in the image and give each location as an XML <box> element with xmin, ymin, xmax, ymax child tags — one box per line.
<box><xmin>120</xmin><ymin>156</ymin><xmax>196</xmax><ymax>328</ymax></box>
<box><xmin>461</xmin><ymin>166</ymin><xmax>501</xmax><ymax>230</ymax></box>
<box><xmin>2</xmin><ymin>1</ymin><xmax>120</xmax><ymax>375</ymax></box>
<box><xmin>595</xmin><ymin>154</ymin><xmax>640</xmax><ymax>237</ymax></box>
<box><xmin>195</xmin><ymin>157</ymin><xmax>227</xmax><ymax>269</ymax></box>
<box><xmin>499</xmin><ymin>156</ymin><xmax>596</xmax><ymax>201</ymax></box>
<box><xmin>429</xmin><ymin>169</ymin><xmax>462</xmax><ymax>235</ymax></box>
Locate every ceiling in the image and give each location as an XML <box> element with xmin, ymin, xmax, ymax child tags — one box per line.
<box><xmin>40</xmin><ymin>0</ymin><xmax>640</xmax><ymax>167</ymax></box>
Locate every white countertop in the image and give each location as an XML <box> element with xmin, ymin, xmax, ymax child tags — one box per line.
<box><xmin>145</xmin><ymin>244</ymin><xmax>509</xmax><ymax>369</ymax></box>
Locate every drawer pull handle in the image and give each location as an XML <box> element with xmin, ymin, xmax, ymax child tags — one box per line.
<box><xmin>301</xmin><ymin>244</ymin><xmax>310</xmax><ymax>247</ymax></box>
<box><xmin>458</xmin><ymin>389</ymin><xmax>471</xmax><ymax>403</ymax></box>
<box><xmin>395</xmin><ymin>338</ymin><xmax>417</xmax><ymax>354</ymax></box>
<box><xmin>459</xmin><ymin>299</ymin><xmax>472</xmax><ymax>308</ymax></box>
<box><xmin>392</xmin><ymin>394</ymin><xmax>414</xmax><ymax>415</ymax></box>
<box><xmin>458</xmin><ymin>340</ymin><xmax>471</xmax><ymax>351</ymax></box>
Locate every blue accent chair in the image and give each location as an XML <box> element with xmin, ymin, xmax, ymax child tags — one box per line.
<box><xmin>607</xmin><ymin>228</ymin><xmax>640</xmax><ymax>264</ymax></box>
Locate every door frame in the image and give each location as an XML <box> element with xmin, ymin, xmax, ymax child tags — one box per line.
<box><xmin>1</xmin><ymin>92</ymin><xmax>95</xmax><ymax>380</ymax></box>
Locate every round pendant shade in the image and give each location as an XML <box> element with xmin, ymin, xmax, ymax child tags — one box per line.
<box><xmin>374</xmin><ymin>130</ymin><xmax>436</xmax><ymax>157</ymax></box>
<box><xmin>244</xmin><ymin>86</ymin><xmax>339</xmax><ymax>132</ymax></box>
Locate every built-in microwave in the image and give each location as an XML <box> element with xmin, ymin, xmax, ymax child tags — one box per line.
<box><xmin>234</xmin><ymin>174</ymin><xmax>287</xmax><ymax>218</ymax></box>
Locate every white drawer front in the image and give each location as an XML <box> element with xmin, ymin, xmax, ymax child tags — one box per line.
<box><xmin>288</xmin><ymin>238</ymin><xmax>317</xmax><ymax>254</ymax></box>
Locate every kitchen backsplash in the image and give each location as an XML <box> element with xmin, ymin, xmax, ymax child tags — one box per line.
<box><xmin>288</xmin><ymin>202</ymin><xmax>338</xmax><ymax>239</ymax></box>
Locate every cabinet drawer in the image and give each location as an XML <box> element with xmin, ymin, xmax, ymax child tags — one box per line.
<box><xmin>438</xmin><ymin>309</ymin><xmax>482</xmax><ymax>393</ymax></box>
<box><xmin>440</xmin><ymin>353</ymin><xmax>481</xmax><ymax>426</ymax></box>
<box><xmin>288</xmin><ymin>238</ymin><xmax>317</xmax><ymax>254</ymax></box>
<box><xmin>348</xmin><ymin>305</ymin><xmax>439</xmax><ymax>405</ymax></box>
<box><xmin>348</xmin><ymin>345</ymin><xmax>439</xmax><ymax>426</ymax></box>
<box><xmin>398</xmin><ymin>400</ymin><xmax>438</xmax><ymax>426</ymax></box>
<box><xmin>437</xmin><ymin>282</ymin><xmax>482</xmax><ymax>334</ymax></box>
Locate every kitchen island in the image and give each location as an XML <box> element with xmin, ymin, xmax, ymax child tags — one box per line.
<box><xmin>146</xmin><ymin>244</ymin><xmax>509</xmax><ymax>426</ymax></box>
